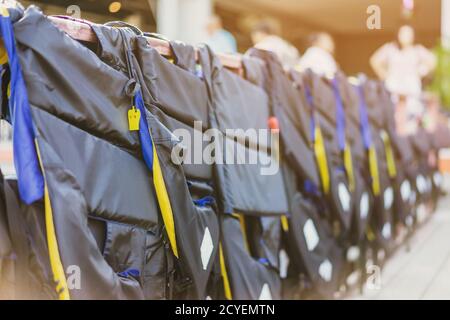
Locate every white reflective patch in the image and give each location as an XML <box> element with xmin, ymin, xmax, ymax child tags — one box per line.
<box><xmin>258</xmin><ymin>283</ymin><xmax>273</xmax><ymax>300</ymax></box>
<box><xmin>206</xmin><ymin>296</ymin><xmax>212</xmax><ymax>300</ymax></box>
<box><xmin>338</xmin><ymin>183</ymin><xmax>351</xmax><ymax>213</ymax></box>
<box><xmin>279</xmin><ymin>250</ymin><xmax>290</xmax><ymax>279</ymax></box>
<box><xmin>400</xmin><ymin>180</ymin><xmax>411</xmax><ymax>202</ymax></box>
<box><xmin>384</xmin><ymin>187</ymin><xmax>394</xmax><ymax>210</ymax></box>
<box><xmin>360</xmin><ymin>192</ymin><xmax>370</xmax><ymax>219</ymax></box>
<box><xmin>303</xmin><ymin>219</ymin><xmax>320</xmax><ymax>252</ymax></box>
<box><xmin>434</xmin><ymin>172</ymin><xmax>443</xmax><ymax>187</ymax></box>
<box><xmin>319</xmin><ymin>259</ymin><xmax>333</xmax><ymax>282</ymax></box>
<box><xmin>416</xmin><ymin>175</ymin><xmax>427</xmax><ymax>194</ymax></box>
<box><xmin>346</xmin><ymin>246</ymin><xmax>360</xmax><ymax>262</ymax></box>
<box><xmin>200</xmin><ymin>227</ymin><xmax>214</xmax><ymax>271</ymax></box>
<box><xmin>382</xmin><ymin>223</ymin><xmax>392</xmax><ymax>239</ymax></box>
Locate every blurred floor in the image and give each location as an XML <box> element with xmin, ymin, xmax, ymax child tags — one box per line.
<box><xmin>352</xmin><ymin>185</ymin><xmax>450</xmax><ymax>300</ymax></box>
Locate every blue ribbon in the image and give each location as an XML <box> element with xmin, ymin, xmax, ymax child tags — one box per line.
<box><xmin>193</xmin><ymin>196</ymin><xmax>215</xmax><ymax>207</ymax></box>
<box><xmin>118</xmin><ymin>268</ymin><xmax>140</xmax><ymax>278</ymax></box>
<box><xmin>0</xmin><ymin>11</ymin><xmax>44</xmax><ymax>204</ymax></box>
<box><xmin>303</xmin><ymin>83</ymin><xmax>316</xmax><ymax>143</ymax></box>
<box><xmin>332</xmin><ymin>78</ymin><xmax>346</xmax><ymax>152</ymax></box>
<box><xmin>356</xmin><ymin>85</ymin><xmax>372</xmax><ymax>150</ymax></box>
<box><xmin>134</xmin><ymin>90</ymin><xmax>154</xmax><ymax>171</ymax></box>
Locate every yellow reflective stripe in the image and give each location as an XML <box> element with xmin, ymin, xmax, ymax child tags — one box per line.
<box><xmin>152</xmin><ymin>143</ymin><xmax>179</xmax><ymax>258</ymax></box>
<box><xmin>366</xmin><ymin>226</ymin><xmax>376</xmax><ymax>242</ymax></box>
<box><xmin>281</xmin><ymin>216</ymin><xmax>289</xmax><ymax>232</ymax></box>
<box><xmin>380</xmin><ymin>131</ymin><xmax>397</xmax><ymax>179</ymax></box>
<box><xmin>0</xmin><ymin>6</ymin><xmax>10</xmax><ymax>65</ymax></box>
<box><xmin>0</xmin><ymin>45</ymin><xmax>7</xmax><ymax>65</ymax></box>
<box><xmin>0</xmin><ymin>5</ymin><xmax>10</xmax><ymax>17</ymax></box>
<box><xmin>236</xmin><ymin>214</ymin><xmax>250</xmax><ymax>253</ymax></box>
<box><xmin>314</xmin><ymin>126</ymin><xmax>330</xmax><ymax>194</ymax></box>
<box><xmin>35</xmin><ymin>140</ymin><xmax>70</xmax><ymax>300</ymax></box>
<box><xmin>219</xmin><ymin>244</ymin><xmax>232</xmax><ymax>300</ymax></box>
<box><xmin>344</xmin><ymin>144</ymin><xmax>355</xmax><ymax>192</ymax></box>
<box><xmin>368</xmin><ymin>146</ymin><xmax>381</xmax><ymax>196</ymax></box>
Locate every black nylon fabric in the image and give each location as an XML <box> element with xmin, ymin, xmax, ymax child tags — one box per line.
<box><xmin>336</xmin><ymin>73</ymin><xmax>373</xmax><ymax>243</ymax></box>
<box><xmin>91</xmin><ymin>24</ymin><xmax>221</xmax><ymax>299</ymax></box>
<box><xmin>245</xmin><ymin>50</ymin><xmax>320</xmax><ymax>191</ymax></box>
<box><xmin>297</xmin><ymin>70</ymin><xmax>354</xmax><ymax>234</ymax></box>
<box><xmin>281</xmin><ymin>165</ymin><xmax>344</xmax><ymax>297</ymax></box>
<box><xmin>360</xmin><ymin>80</ymin><xmax>396</xmax><ymax>250</ymax></box>
<box><xmin>220</xmin><ymin>214</ymin><xmax>282</xmax><ymax>300</ymax></box>
<box><xmin>8</xmin><ymin>7</ymin><xmax>219</xmax><ymax>299</ymax></box>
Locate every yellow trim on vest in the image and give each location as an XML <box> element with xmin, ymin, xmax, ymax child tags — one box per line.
<box><xmin>232</xmin><ymin>213</ymin><xmax>250</xmax><ymax>253</ymax></box>
<box><xmin>344</xmin><ymin>145</ymin><xmax>355</xmax><ymax>192</ymax></box>
<box><xmin>219</xmin><ymin>244</ymin><xmax>232</xmax><ymax>300</ymax></box>
<box><xmin>0</xmin><ymin>45</ymin><xmax>8</xmax><ymax>65</ymax></box>
<box><xmin>281</xmin><ymin>216</ymin><xmax>289</xmax><ymax>232</ymax></box>
<box><xmin>314</xmin><ymin>126</ymin><xmax>330</xmax><ymax>194</ymax></box>
<box><xmin>380</xmin><ymin>130</ymin><xmax>397</xmax><ymax>179</ymax></box>
<box><xmin>0</xmin><ymin>6</ymin><xmax>10</xmax><ymax>17</ymax></box>
<box><xmin>152</xmin><ymin>143</ymin><xmax>179</xmax><ymax>258</ymax></box>
<box><xmin>35</xmin><ymin>140</ymin><xmax>70</xmax><ymax>300</ymax></box>
<box><xmin>368</xmin><ymin>146</ymin><xmax>381</xmax><ymax>196</ymax></box>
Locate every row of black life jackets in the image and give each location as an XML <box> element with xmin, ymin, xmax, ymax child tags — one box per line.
<box><xmin>0</xmin><ymin>5</ymin><xmax>446</xmax><ymax>300</ymax></box>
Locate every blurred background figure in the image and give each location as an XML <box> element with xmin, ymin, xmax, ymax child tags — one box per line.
<box><xmin>251</xmin><ymin>19</ymin><xmax>300</xmax><ymax>68</ymax></box>
<box><xmin>371</xmin><ymin>25</ymin><xmax>437</xmax><ymax>134</ymax></box>
<box><xmin>371</xmin><ymin>25</ymin><xmax>436</xmax><ymax>99</ymax></box>
<box><xmin>297</xmin><ymin>32</ymin><xmax>338</xmax><ymax>76</ymax></box>
<box><xmin>205</xmin><ymin>14</ymin><xmax>237</xmax><ymax>54</ymax></box>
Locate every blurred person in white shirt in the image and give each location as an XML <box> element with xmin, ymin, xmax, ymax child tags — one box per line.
<box><xmin>297</xmin><ymin>32</ymin><xmax>338</xmax><ymax>77</ymax></box>
<box><xmin>371</xmin><ymin>25</ymin><xmax>436</xmax><ymax>98</ymax></box>
<box><xmin>251</xmin><ymin>20</ymin><xmax>300</xmax><ymax>69</ymax></box>
<box><xmin>371</xmin><ymin>25</ymin><xmax>436</xmax><ymax>134</ymax></box>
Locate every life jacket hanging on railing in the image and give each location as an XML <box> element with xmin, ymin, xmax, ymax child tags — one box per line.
<box><xmin>0</xmin><ymin>6</ymin><xmax>69</xmax><ymax>300</ymax></box>
<box><xmin>332</xmin><ymin>77</ymin><xmax>355</xmax><ymax>192</ymax></box>
<box><xmin>356</xmin><ymin>84</ymin><xmax>381</xmax><ymax>196</ymax></box>
<box><xmin>304</xmin><ymin>83</ymin><xmax>330</xmax><ymax>195</ymax></box>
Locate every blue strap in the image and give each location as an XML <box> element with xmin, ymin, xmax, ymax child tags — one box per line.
<box><xmin>357</xmin><ymin>85</ymin><xmax>372</xmax><ymax>149</ymax></box>
<box><xmin>332</xmin><ymin>78</ymin><xmax>346</xmax><ymax>152</ymax></box>
<box><xmin>0</xmin><ymin>11</ymin><xmax>44</xmax><ymax>205</ymax></box>
<box><xmin>193</xmin><ymin>196</ymin><xmax>215</xmax><ymax>207</ymax></box>
<box><xmin>303</xmin><ymin>83</ymin><xmax>316</xmax><ymax>142</ymax></box>
<box><xmin>134</xmin><ymin>90</ymin><xmax>154</xmax><ymax>170</ymax></box>
<box><xmin>118</xmin><ymin>268</ymin><xmax>140</xmax><ymax>278</ymax></box>
<box><xmin>304</xmin><ymin>179</ymin><xmax>320</xmax><ymax>196</ymax></box>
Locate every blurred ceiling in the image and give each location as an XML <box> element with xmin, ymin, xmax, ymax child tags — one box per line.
<box><xmin>215</xmin><ymin>0</ymin><xmax>441</xmax><ymax>35</ymax></box>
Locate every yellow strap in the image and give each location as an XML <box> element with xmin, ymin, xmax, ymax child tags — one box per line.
<box><xmin>35</xmin><ymin>140</ymin><xmax>70</xmax><ymax>300</ymax></box>
<box><xmin>0</xmin><ymin>45</ymin><xmax>8</xmax><ymax>65</ymax></box>
<box><xmin>152</xmin><ymin>143</ymin><xmax>179</xmax><ymax>258</ymax></box>
<box><xmin>0</xmin><ymin>5</ymin><xmax>10</xmax><ymax>17</ymax></box>
<box><xmin>281</xmin><ymin>216</ymin><xmax>289</xmax><ymax>232</ymax></box>
<box><xmin>366</xmin><ymin>226</ymin><xmax>376</xmax><ymax>242</ymax></box>
<box><xmin>232</xmin><ymin>213</ymin><xmax>250</xmax><ymax>253</ymax></box>
<box><xmin>344</xmin><ymin>144</ymin><xmax>355</xmax><ymax>192</ymax></box>
<box><xmin>219</xmin><ymin>244</ymin><xmax>232</xmax><ymax>300</ymax></box>
<box><xmin>0</xmin><ymin>6</ymin><xmax>10</xmax><ymax>65</ymax></box>
<box><xmin>368</xmin><ymin>146</ymin><xmax>381</xmax><ymax>196</ymax></box>
<box><xmin>380</xmin><ymin>131</ymin><xmax>397</xmax><ymax>179</ymax></box>
<box><xmin>314</xmin><ymin>126</ymin><xmax>330</xmax><ymax>194</ymax></box>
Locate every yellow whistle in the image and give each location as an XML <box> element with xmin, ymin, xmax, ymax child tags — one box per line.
<box><xmin>128</xmin><ymin>106</ymin><xmax>141</xmax><ymax>131</ymax></box>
